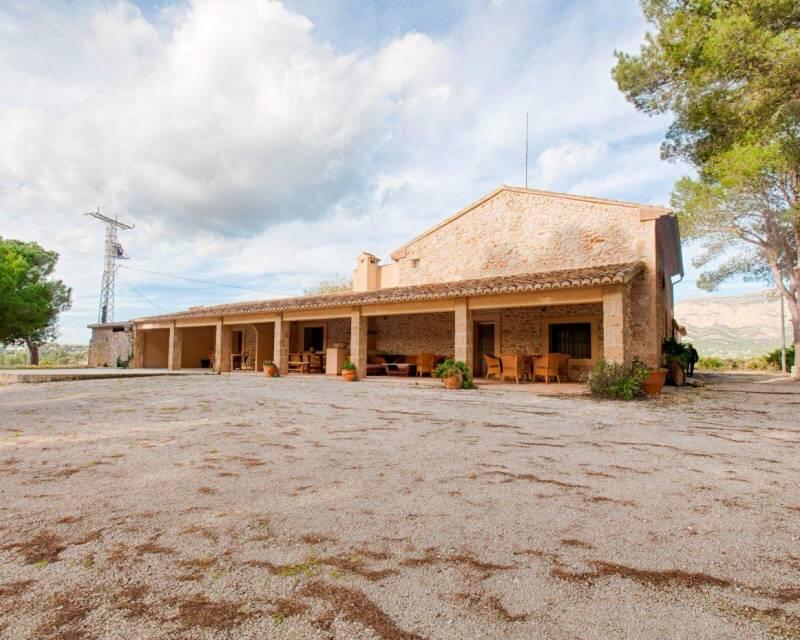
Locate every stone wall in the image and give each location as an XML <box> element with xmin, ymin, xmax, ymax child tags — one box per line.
<box><xmin>498</xmin><ymin>304</ymin><xmax>603</xmax><ymax>357</ymax></box>
<box><xmin>327</xmin><ymin>318</ymin><xmax>350</xmax><ymax>347</ymax></box>
<box><xmin>396</xmin><ymin>189</ymin><xmax>651</xmax><ymax>286</ymax></box>
<box><xmin>88</xmin><ymin>326</ymin><xmax>132</xmax><ymax>367</ymax></box>
<box><xmin>372</xmin><ymin>312</ymin><xmax>454</xmax><ymax>356</ymax></box>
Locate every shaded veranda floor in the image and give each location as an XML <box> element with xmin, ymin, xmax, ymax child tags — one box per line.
<box><xmin>0</xmin><ymin>372</ymin><xmax>798</xmax><ymax>639</ymax></box>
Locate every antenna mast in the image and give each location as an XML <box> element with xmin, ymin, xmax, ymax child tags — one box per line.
<box><xmin>525</xmin><ymin>112</ymin><xmax>529</xmax><ymax>189</ymax></box>
<box><xmin>85</xmin><ymin>208</ymin><xmax>134</xmax><ymax>323</ymax></box>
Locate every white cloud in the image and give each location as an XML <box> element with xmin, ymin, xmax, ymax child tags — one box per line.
<box><xmin>0</xmin><ymin>0</ymin><xmax>692</xmax><ymax>342</ymax></box>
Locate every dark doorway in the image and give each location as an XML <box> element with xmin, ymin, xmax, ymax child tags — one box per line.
<box><xmin>303</xmin><ymin>326</ymin><xmax>324</xmax><ymax>352</ymax></box>
<box><xmin>475</xmin><ymin>323</ymin><xmax>495</xmax><ymax>377</ymax></box>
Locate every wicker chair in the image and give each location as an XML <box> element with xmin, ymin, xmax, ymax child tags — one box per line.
<box><xmin>287</xmin><ymin>353</ymin><xmax>308</xmax><ymax>374</ymax></box>
<box><xmin>500</xmin><ymin>353</ymin><xmax>524</xmax><ymax>384</ymax></box>
<box><xmin>483</xmin><ymin>353</ymin><xmax>502</xmax><ymax>381</ymax></box>
<box><xmin>416</xmin><ymin>353</ymin><xmax>436</xmax><ymax>377</ymax></box>
<box><xmin>308</xmin><ymin>353</ymin><xmax>323</xmax><ymax>374</ymax></box>
<box><xmin>534</xmin><ymin>353</ymin><xmax>562</xmax><ymax>383</ymax></box>
<box><xmin>557</xmin><ymin>354</ymin><xmax>570</xmax><ymax>381</ymax></box>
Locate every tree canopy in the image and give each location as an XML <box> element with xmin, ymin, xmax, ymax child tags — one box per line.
<box><xmin>0</xmin><ymin>238</ymin><xmax>72</xmax><ymax>365</ymax></box>
<box><xmin>613</xmin><ymin>0</ymin><xmax>800</xmax><ymax>353</ymax></box>
<box><xmin>614</xmin><ymin>0</ymin><xmax>800</xmax><ymax>169</ymax></box>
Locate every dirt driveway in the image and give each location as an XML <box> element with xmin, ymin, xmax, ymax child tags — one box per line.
<box><xmin>1</xmin><ymin>373</ymin><xmax>798</xmax><ymax>639</ymax></box>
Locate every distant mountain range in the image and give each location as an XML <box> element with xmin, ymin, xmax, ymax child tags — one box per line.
<box><xmin>674</xmin><ymin>290</ymin><xmax>791</xmax><ymax>357</ymax></box>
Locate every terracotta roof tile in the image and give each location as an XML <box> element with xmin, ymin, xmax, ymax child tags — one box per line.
<box><xmin>135</xmin><ymin>262</ymin><xmax>642</xmax><ymax>322</ymax></box>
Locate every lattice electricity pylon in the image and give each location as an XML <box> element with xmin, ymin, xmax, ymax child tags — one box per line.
<box><xmin>84</xmin><ymin>208</ymin><xmax>134</xmax><ymax>324</ymax></box>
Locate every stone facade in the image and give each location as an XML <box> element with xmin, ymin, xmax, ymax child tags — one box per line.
<box><xmin>393</xmin><ymin>189</ymin><xmax>653</xmax><ymax>285</ymax></box>
<box><xmin>371</xmin><ymin>312</ymin><xmax>454</xmax><ymax>356</ymax></box>
<box><xmin>88</xmin><ymin>324</ymin><xmax>133</xmax><ymax>367</ymax></box>
<box><xmin>129</xmin><ymin>186</ymin><xmax>681</xmax><ymax>372</ymax></box>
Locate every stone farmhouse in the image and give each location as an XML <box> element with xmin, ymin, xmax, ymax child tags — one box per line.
<box><xmin>122</xmin><ymin>185</ymin><xmax>683</xmax><ymax>379</ymax></box>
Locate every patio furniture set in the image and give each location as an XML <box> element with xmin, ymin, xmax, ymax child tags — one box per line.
<box><xmin>483</xmin><ymin>352</ymin><xmax>570</xmax><ymax>383</ymax></box>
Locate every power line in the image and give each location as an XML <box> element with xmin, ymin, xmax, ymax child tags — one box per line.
<box><xmin>118</xmin><ymin>264</ymin><xmax>283</xmax><ymax>295</ymax></box>
<box><xmin>118</xmin><ymin>273</ymin><xmax>166</xmax><ymax>313</ymax></box>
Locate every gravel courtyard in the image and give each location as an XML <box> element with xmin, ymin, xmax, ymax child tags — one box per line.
<box><xmin>1</xmin><ymin>373</ymin><xmax>798</xmax><ymax>639</ymax></box>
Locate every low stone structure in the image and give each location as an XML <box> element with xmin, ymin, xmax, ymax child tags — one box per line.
<box><xmin>88</xmin><ymin>322</ymin><xmax>133</xmax><ymax>368</ymax></box>
<box><xmin>128</xmin><ymin>185</ymin><xmax>684</xmax><ymax>380</ymax></box>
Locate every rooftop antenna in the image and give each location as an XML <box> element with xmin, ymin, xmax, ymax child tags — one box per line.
<box><xmin>84</xmin><ymin>207</ymin><xmax>134</xmax><ymax>324</ymax></box>
<box><xmin>525</xmin><ymin>112</ymin><xmax>529</xmax><ymax>189</ymax></box>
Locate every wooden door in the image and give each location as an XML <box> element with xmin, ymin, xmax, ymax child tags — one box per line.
<box><xmin>475</xmin><ymin>323</ymin><xmax>495</xmax><ymax>377</ymax></box>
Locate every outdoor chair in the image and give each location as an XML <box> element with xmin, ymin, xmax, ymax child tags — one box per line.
<box><xmin>483</xmin><ymin>353</ymin><xmax>502</xmax><ymax>381</ymax></box>
<box><xmin>500</xmin><ymin>353</ymin><xmax>525</xmax><ymax>384</ymax></box>
<box><xmin>366</xmin><ymin>354</ymin><xmax>388</xmax><ymax>376</ymax></box>
<box><xmin>308</xmin><ymin>354</ymin><xmax>323</xmax><ymax>374</ymax></box>
<box><xmin>557</xmin><ymin>354</ymin><xmax>570</xmax><ymax>380</ymax></box>
<box><xmin>287</xmin><ymin>352</ymin><xmax>309</xmax><ymax>374</ymax></box>
<box><xmin>416</xmin><ymin>353</ymin><xmax>436</xmax><ymax>377</ymax></box>
<box><xmin>534</xmin><ymin>353</ymin><xmax>562</xmax><ymax>383</ymax></box>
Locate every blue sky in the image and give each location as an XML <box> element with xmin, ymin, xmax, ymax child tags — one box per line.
<box><xmin>0</xmin><ymin>0</ymin><xmax>764</xmax><ymax>343</ymax></box>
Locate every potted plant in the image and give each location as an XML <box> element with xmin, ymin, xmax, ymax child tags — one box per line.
<box><xmin>433</xmin><ymin>359</ymin><xmax>475</xmax><ymax>390</ymax></box>
<box><xmin>661</xmin><ymin>337</ymin><xmax>689</xmax><ymax>386</ymax></box>
<box><xmin>341</xmin><ymin>359</ymin><xmax>357</xmax><ymax>382</ymax></box>
<box><xmin>263</xmin><ymin>360</ymin><xmax>278</xmax><ymax>377</ymax></box>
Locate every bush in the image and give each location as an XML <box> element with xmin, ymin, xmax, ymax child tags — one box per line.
<box><xmin>587</xmin><ymin>357</ymin><xmax>649</xmax><ymax>400</ymax></box>
<box><xmin>697</xmin><ymin>356</ymin><xmax>725</xmax><ymax>370</ymax></box>
<box><xmin>433</xmin><ymin>359</ymin><xmax>475</xmax><ymax>389</ymax></box>
<box><xmin>341</xmin><ymin>359</ymin><xmax>356</xmax><ymax>371</ymax></box>
<box><xmin>765</xmin><ymin>345</ymin><xmax>795</xmax><ymax>369</ymax></box>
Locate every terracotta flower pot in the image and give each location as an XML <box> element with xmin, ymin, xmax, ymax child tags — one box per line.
<box><xmin>263</xmin><ymin>364</ymin><xmax>278</xmax><ymax>377</ymax></box>
<box><xmin>443</xmin><ymin>372</ymin><xmax>463</xmax><ymax>390</ymax></box>
<box><xmin>341</xmin><ymin>369</ymin><xmax>357</xmax><ymax>382</ymax></box>
<box><xmin>641</xmin><ymin>368</ymin><xmax>667</xmax><ymax>396</ymax></box>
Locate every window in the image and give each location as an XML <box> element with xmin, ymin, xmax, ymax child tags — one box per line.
<box><xmin>549</xmin><ymin>322</ymin><xmax>591</xmax><ymax>359</ymax></box>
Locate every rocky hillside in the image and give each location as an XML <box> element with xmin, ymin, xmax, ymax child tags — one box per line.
<box><xmin>674</xmin><ymin>290</ymin><xmax>791</xmax><ymax>357</ymax></box>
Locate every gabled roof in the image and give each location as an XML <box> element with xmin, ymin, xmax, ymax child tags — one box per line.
<box><xmin>135</xmin><ymin>262</ymin><xmax>643</xmax><ymax>323</ymax></box>
<box><xmin>390</xmin><ymin>185</ymin><xmax>671</xmax><ymax>260</ymax></box>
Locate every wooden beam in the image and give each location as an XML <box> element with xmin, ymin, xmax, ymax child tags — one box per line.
<box><xmin>467</xmin><ymin>287</ymin><xmax>604</xmax><ymax>310</ymax></box>
<box><xmin>361</xmin><ymin>299</ymin><xmax>456</xmax><ymax>317</ymax></box>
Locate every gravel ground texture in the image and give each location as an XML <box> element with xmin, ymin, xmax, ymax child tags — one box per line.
<box><xmin>0</xmin><ymin>372</ymin><xmax>798</xmax><ymax>639</ymax></box>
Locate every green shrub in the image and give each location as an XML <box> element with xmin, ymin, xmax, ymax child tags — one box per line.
<box><xmin>341</xmin><ymin>359</ymin><xmax>356</xmax><ymax>371</ymax></box>
<box><xmin>697</xmin><ymin>356</ymin><xmax>725</xmax><ymax>370</ymax></box>
<box><xmin>433</xmin><ymin>359</ymin><xmax>475</xmax><ymax>389</ymax></box>
<box><xmin>662</xmin><ymin>337</ymin><xmax>690</xmax><ymax>367</ymax></box>
<box><xmin>765</xmin><ymin>345</ymin><xmax>795</xmax><ymax>369</ymax></box>
<box><xmin>587</xmin><ymin>357</ymin><xmax>649</xmax><ymax>400</ymax></box>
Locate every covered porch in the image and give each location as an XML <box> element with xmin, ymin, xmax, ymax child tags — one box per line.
<box><xmin>131</xmin><ymin>263</ymin><xmax>649</xmax><ymax>381</ymax></box>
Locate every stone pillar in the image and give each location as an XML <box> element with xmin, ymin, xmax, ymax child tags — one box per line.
<box><xmin>350</xmin><ymin>307</ymin><xmax>368</xmax><ymax>379</ymax></box>
<box><xmin>168</xmin><ymin>323</ymin><xmax>183</xmax><ymax>370</ymax></box>
<box><xmin>214</xmin><ymin>320</ymin><xmax>232</xmax><ymax>373</ymax></box>
<box><xmin>273</xmin><ymin>315</ymin><xmax>290</xmax><ymax>375</ymax></box>
<box><xmin>454</xmin><ymin>298</ymin><xmax>473</xmax><ymax>368</ymax></box>
<box><xmin>132</xmin><ymin>328</ymin><xmax>145</xmax><ymax>368</ymax></box>
<box><xmin>603</xmin><ymin>285</ymin><xmax>629</xmax><ymax>364</ymax></box>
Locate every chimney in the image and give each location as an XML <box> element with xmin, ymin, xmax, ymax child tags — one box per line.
<box><xmin>352</xmin><ymin>252</ymin><xmax>380</xmax><ymax>291</ymax></box>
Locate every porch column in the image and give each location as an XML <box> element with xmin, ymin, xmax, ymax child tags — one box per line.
<box><xmin>454</xmin><ymin>298</ymin><xmax>473</xmax><ymax>367</ymax></box>
<box><xmin>350</xmin><ymin>307</ymin><xmax>368</xmax><ymax>379</ymax></box>
<box><xmin>214</xmin><ymin>320</ymin><xmax>231</xmax><ymax>373</ymax></box>
<box><xmin>273</xmin><ymin>315</ymin><xmax>290</xmax><ymax>375</ymax></box>
<box><xmin>167</xmin><ymin>323</ymin><xmax>182</xmax><ymax>370</ymax></box>
<box><xmin>602</xmin><ymin>285</ymin><xmax>630</xmax><ymax>364</ymax></box>
<box><xmin>132</xmin><ymin>327</ymin><xmax>144</xmax><ymax>368</ymax></box>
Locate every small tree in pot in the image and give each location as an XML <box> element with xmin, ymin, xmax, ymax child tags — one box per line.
<box><xmin>263</xmin><ymin>360</ymin><xmax>278</xmax><ymax>377</ymax></box>
<box><xmin>341</xmin><ymin>359</ymin><xmax>357</xmax><ymax>382</ymax></box>
<box><xmin>433</xmin><ymin>359</ymin><xmax>475</xmax><ymax>390</ymax></box>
